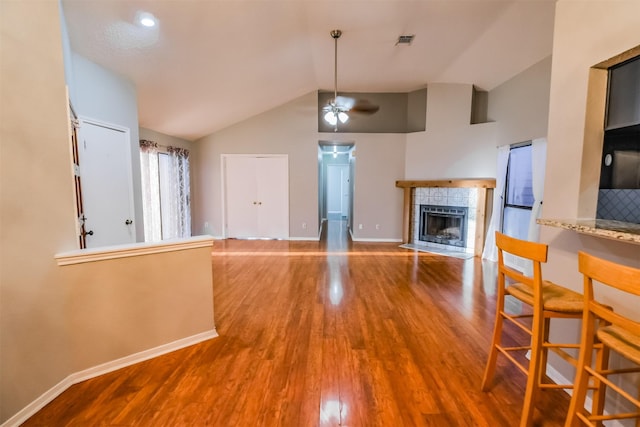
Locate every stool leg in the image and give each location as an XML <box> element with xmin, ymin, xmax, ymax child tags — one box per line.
<box><xmin>482</xmin><ymin>290</ymin><xmax>506</xmax><ymax>391</ymax></box>
<box><xmin>538</xmin><ymin>316</ymin><xmax>551</xmax><ymax>388</ymax></box>
<box><xmin>482</xmin><ymin>311</ymin><xmax>504</xmax><ymax>390</ymax></box>
<box><xmin>590</xmin><ymin>337</ymin><xmax>609</xmax><ymax>427</ymax></box>
<box><xmin>520</xmin><ymin>311</ymin><xmax>544</xmax><ymax>427</ymax></box>
<box><xmin>565</xmin><ymin>313</ymin><xmax>596</xmax><ymax>427</ymax></box>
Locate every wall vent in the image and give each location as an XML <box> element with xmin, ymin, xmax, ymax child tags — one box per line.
<box><xmin>396</xmin><ymin>35</ymin><xmax>415</xmax><ymax>45</ymax></box>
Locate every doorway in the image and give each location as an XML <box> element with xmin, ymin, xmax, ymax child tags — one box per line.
<box><xmin>318</xmin><ymin>142</ymin><xmax>355</xmax><ymax>234</ymax></box>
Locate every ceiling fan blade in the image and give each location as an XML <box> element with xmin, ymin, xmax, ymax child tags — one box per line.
<box><xmin>350</xmin><ymin>99</ymin><xmax>380</xmax><ymax>115</ymax></box>
<box><xmin>335</xmin><ymin>95</ymin><xmax>356</xmax><ymax>110</ymax></box>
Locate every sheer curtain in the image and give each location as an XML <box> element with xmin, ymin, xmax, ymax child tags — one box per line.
<box><xmin>139</xmin><ymin>140</ymin><xmax>162</xmax><ymax>242</ymax></box>
<box><xmin>482</xmin><ymin>144</ymin><xmax>511</xmax><ymax>262</ymax></box>
<box><xmin>526</xmin><ymin>138</ymin><xmax>547</xmax><ymax>242</ymax></box>
<box><xmin>165</xmin><ymin>147</ymin><xmax>191</xmax><ymax>239</ymax></box>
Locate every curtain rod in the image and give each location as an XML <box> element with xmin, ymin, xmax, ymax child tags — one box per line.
<box><xmin>140</xmin><ymin>139</ymin><xmax>188</xmax><ymax>151</ymax></box>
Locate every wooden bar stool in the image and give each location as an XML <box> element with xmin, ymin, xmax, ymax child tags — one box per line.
<box><xmin>565</xmin><ymin>251</ymin><xmax>640</xmax><ymax>427</ymax></box>
<box><xmin>482</xmin><ymin>232</ymin><xmax>590</xmax><ymax>427</ymax></box>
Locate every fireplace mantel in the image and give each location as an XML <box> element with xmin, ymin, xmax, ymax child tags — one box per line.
<box><xmin>396</xmin><ymin>179</ymin><xmax>496</xmax><ymax>256</ymax></box>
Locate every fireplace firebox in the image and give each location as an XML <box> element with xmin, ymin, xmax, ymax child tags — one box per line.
<box><xmin>419</xmin><ymin>205</ymin><xmax>468</xmax><ymax>247</ymax></box>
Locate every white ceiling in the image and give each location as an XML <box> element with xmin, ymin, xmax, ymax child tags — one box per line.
<box><xmin>62</xmin><ymin>0</ymin><xmax>556</xmax><ymax>141</ymax></box>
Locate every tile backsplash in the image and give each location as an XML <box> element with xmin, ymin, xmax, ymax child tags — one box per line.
<box><xmin>597</xmin><ymin>189</ymin><xmax>640</xmax><ymax>224</ymax></box>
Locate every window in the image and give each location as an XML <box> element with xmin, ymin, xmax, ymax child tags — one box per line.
<box><xmin>140</xmin><ymin>140</ymin><xmax>191</xmax><ymax>242</ymax></box>
<box><xmin>502</xmin><ymin>144</ymin><xmax>534</xmax><ymax>240</ymax></box>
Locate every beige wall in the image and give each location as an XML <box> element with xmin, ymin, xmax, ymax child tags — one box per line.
<box><xmin>61</xmin><ymin>245</ymin><xmax>215</xmax><ymax>371</ymax></box>
<box><xmin>540</xmin><ymin>0</ymin><xmax>640</xmax><ymax>412</ymax></box>
<box><xmin>140</xmin><ymin>127</ymin><xmax>193</xmax><ymax>151</ymax></box>
<box><xmin>405</xmin><ymin>83</ymin><xmax>497</xmax><ymax>180</ymax></box>
<box><xmin>488</xmin><ymin>56</ymin><xmax>552</xmax><ymax>146</ymax></box>
<box><xmin>348</xmin><ymin>133</ymin><xmax>406</xmax><ymax>240</ymax></box>
<box><xmin>0</xmin><ymin>1</ymin><xmax>78</xmax><ymax>421</ymax></box>
<box><xmin>193</xmin><ymin>91</ymin><xmax>407</xmax><ymax>240</ymax></box>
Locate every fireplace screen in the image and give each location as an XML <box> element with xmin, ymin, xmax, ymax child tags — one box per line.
<box><xmin>419</xmin><ymin>205</ymin><xmax>468</xmax><ymax>247</ymax></box>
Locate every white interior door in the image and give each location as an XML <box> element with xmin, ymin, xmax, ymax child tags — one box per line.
<box><xmin>256</xmin><ymin>156</ymin><xmax>289</xmax><ymax>239</ymax></box>
<box><xmin>327</xmin><ymin>164</ymin><xmax>349</xmax><ymax>218</ymax></box>
<box><xmin>78</xmin><ymin>118</ymin><xmax>135</xmax><ymax>248</ymax></box>
<box><xmin>224</xmin><ymin>155</ymin><xmax>289</xmax><ymax>239</ymax></box>
<box><xmin>225</xmin><ymin>156</ymin><xmax>259</xmax><ymax>238</ymax></box>
<box><xmin>340</xmin><ymin>165</ymin><xmax>350</xmax><ymax>218</ymax></box>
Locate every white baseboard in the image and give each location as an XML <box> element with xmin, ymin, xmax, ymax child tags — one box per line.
<box><xmin>288</xmin><ymin>236</ymin><xmax>320</xmax><ymax>241</ymax></box>
<box><xmin>351</xmin><ymin>237</ymin><xmax>403</xmax><ymax>242</ymax></box>
<box><xmin>2</xmin><ymin>329</ymin><xmax>218</xmax><ymax>427</ymax></box>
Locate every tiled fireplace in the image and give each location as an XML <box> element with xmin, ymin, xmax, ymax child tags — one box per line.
<box><xmin>413</xmin><ymin>187</ymin><xmax>478</xmax><ymax>253</ymax></box>
<box><xmin>396</xmin><ymin>179</ymin><xmax>496</xmax><ymax>257</ymax></box>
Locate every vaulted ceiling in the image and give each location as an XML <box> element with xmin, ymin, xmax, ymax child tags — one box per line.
<box><xmin>61</xmin><ymin>1</ymin><xmax>556</xmax><ymax>141</ymax></box>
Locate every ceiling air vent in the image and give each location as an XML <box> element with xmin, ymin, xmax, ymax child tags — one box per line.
<box><xmin>396</xmin><ymin>34</ymin><xmax>415</xmax><ymax>45</ymax></box>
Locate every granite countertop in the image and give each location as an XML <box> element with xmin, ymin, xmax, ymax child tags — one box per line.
<box><xmin>537</xmin><ymin>218</ymin><xmax>640</xmax><ymax>245</ymax></box>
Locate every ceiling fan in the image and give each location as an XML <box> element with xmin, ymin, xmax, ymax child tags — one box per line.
<box><xmin>323</xmin><ymin>29</ymin><xmax>380</xmax><ymax>132</ymax></box>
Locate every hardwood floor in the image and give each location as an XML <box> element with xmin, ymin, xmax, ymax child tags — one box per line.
<box><xmin>22</xmin><ymin>220</ymin><xmax>571</xmax><ymax>426</ymax></box>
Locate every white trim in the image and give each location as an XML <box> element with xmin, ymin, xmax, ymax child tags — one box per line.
<box><xmin>288</xmin><ymin>236</ymin><xmax>321</xmax><ymax>241</ymax></box>
<box><xmin>1</xmin><ymin>330</ymin><xmax>218</xmax><ymax>427</ymax></box>
<box><xmin>55</xmin><ymin>235</ymin><xmax>214</xmax><ymax>266</ymax></box>
<box><xmin>351</xmin><ymin>238</ymin><xmax>403</xmax><ymax>243</ymax></box>
<box><xmin>348</xmin><ymin>226</ymin><xmax>402</xmax><ymax>243</ymax></box>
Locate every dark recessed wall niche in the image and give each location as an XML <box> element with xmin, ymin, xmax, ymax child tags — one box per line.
<box><xmin>471</xmin><ymin>86</ymin><xmax>489</xmax><ymax>125</ymax></box>
<box><xmin>318</xmin><ymin>89</ymin><xmax>427</xmax><ymax>133</ymax></box>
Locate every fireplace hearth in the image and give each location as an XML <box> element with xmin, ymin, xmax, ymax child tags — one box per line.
<box><xmin>419</xmin><ymin>204</ymin><xmax>468</xmax><ymax>247</ymax></box>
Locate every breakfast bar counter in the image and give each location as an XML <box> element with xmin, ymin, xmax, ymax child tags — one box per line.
<box><xmin>537</xmin><ymin>218</ymin><xmax>640</xmax><ymax>245</ymax></box>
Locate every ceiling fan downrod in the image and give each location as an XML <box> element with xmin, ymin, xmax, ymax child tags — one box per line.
<box><xmin>331</xmin><ymin>29</ymin><xmax>342</xmax><ymax>104</ymax></box>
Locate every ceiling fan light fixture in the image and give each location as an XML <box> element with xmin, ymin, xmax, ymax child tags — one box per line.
<box><xmin>324</xmin><ymin>111</ymin><xmax>338</xmax><ymax>126</ymax></box>
<box><xmin>323</xmin><ymin>29</ymin><xmax>376</xmax><ymax>131</ymax></box>
<box><xmin>323</xmin><ymin>110</ymin><xmax>349</xmax><ymax>126</ymax></box>
<box><xmin>136</xmin><ymin>11</ymin><xmax>157</xmax><ymax>28</ymax></box>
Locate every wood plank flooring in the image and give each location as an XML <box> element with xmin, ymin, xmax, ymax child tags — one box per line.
<box><xmin>22</xmin><ymin>220</ymin><xmax>571</xmax><ymax>426</ymax></box>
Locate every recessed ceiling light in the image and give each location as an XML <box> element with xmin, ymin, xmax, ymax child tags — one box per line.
<box><xmin>137</xmin><ymin>11</ymin><xmax>157</xmax><ymax>28</ymax></box>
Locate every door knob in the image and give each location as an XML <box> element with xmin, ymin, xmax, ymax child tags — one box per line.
<box><xmin>125</xmin><ymin>219</ymin><xmax>133</xmax><ymax>225</ymax></box>
<box><xmin>83</xmin><ymin>230</ymin><xmax>94</xmax><ymax>236</ymax></box>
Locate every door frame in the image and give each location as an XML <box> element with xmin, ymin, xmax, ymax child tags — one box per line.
<box><xmin>318</xmin><ymin>143</ymin><xmax>355</xmax><ymax>233</ymax></box>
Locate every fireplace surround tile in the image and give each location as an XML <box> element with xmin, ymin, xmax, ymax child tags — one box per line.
<box><xmin>412</xmin><ymin>187</ymin><xmax>478</xmax><ymax>253</ymax></box>
<box><xmin>397</xmin><ymin>179</ymin><xmax>496</xmax><ymax>256</ymax></box>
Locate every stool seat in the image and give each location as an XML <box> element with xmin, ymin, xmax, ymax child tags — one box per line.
<box><xmin>597</xmin><ymin>325</ymin><xmax>640</xmax><ymax>365</ymax></box>
<box><xmin>507</xmin><ymin>280</ymin><xmax>584</xmax><ymax>313</ymax></box>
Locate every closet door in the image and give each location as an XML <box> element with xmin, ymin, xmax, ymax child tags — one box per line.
<box><xmin>225</xmin><ymin>156</ymin><xmax>259</xmax><ymax>238</ymax></box>
<box><xmin>224</xmin><ymin>155</ymin><xmax>289</xmax><ymax>239</ymax></box>
<box><xmin>256</xmin><ymin>156</ymin><xmax>289</xmax><ymax>239</ymax></box>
